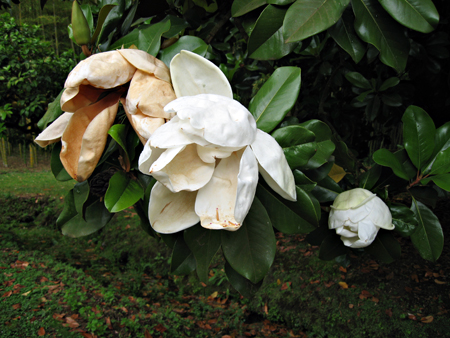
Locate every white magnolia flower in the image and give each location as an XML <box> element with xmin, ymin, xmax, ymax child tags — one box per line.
<box><xmin>328</xmin><ymin>188</ymin><xmax>394</xmax><ymax>248</ymax></box>
<box><xmin>35</xmin><ymin>49</ymin><xmax>176</xmax><ymax>182</ymax></box>
<box><xmin>139</xmin><ymin>50</ymin><xmax>296</xmax><ymax>233</ymax></box>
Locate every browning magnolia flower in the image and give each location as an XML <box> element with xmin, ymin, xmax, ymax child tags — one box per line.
<box><xmin>139</xmin><ymin>51</ymin><xmax>296</xmax><ymax>233</ymax></box>
<box><xmin>35</xmin><ymin>49</ymin><xmax>176</xmax><ymax>182</ymax></box>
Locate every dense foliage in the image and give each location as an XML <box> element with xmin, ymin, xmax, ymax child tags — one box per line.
<box><xmin>25</xmin><ymin>0</ymin><xmax>450</xmax><ymax>296</ymax></box>
<box><xmin>0</xmin><ymin>12</ymin><xmax>75</xmax><ymax>140</ymax></box>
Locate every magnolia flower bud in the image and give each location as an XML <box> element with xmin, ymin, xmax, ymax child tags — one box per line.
<box><xmin>328</xmin><ymin>188</ymin><xmax>394</xmax><ymax>248</ymax></box>
<box><xmin>72</xmin><ymin>0</ymin><xmax>91</xmax><ymax>46</ymax></box>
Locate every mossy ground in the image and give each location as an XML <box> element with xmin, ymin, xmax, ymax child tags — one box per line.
<box><xmin>0</xmin><ymin>155</ymin><xmax>449</xmax><ymax>337</ymax></box>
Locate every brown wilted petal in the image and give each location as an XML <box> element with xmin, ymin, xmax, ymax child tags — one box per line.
<box><xmin>61</xmin><ymin>91</ymin><xmax>123</xmax><ymax>182</ymax></box>
<box><xmin>61</xmin><ymin>85</ymin><xmax>107</xmax><ymax>113</ymax></box>
<box><xmin>117</xmin><ymin>49</ymin><xmax>171</xmax><ymax>83</ymax></box>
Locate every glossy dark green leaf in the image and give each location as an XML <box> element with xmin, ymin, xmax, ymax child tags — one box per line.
<box><xmin>224</xmin><ymin>262</ymin><xmax>263</xmax><ymax>297</ymax></box>
<box><xmin>365</xmin><ymin>95</ymin><xmax>380</xmax><ymax>122</ymax></box>
<box><xmin>424</xmin><ymin>174</ymin><xmax>450</xmax><ymax>192</ymax></box>
<box><xmin>319</xmin><ymin>233</ymin><xmax>347</xmax><ymax>260</ymax></box>
<box><xmin>359</xmin><ymin>164</ymin><xmax>382</xmax><ymax>190</ymax></box>
<box><xmin>328</xmin><ymin>10</ymin><xmax>365</xmax><ymax>63</ymax></box>
<box><xmin>256</xmin><ymin>184</ymin><xmax>318</xmax><ymax>234</ymax></box>
<box><xmin>293</xmin><ymin>169</ymin><xmax>317</xmax><ymax>191</ymax></box>
<box><xmin>133</xmin><ymin>200</ymin><xmax>157</xmax><ymax>238</ymax></box>
<box><xmin>61</xmin><ymin>199</ymin><xmax>113</xmax><ymax>238</ymax></box>
<box><xmin>108</xmin><ymin>124</ymin><xmax>128</xmax><ymax>155</ymax></box>
<box><xmin>311</xmin><ymin>176</ymin><xmax>342</xmax><ymax>203</ymax></box>
<box><xmin>306</xmin><ymin>215</ymin><xmax>333</xmax><ymax>246</ymax></box>
<box><xmin>51</xmin><ymin>142</ymin><xmax>72</xmax><ymax>182</ymax></box>
<box><xmin>171</xmin><ymin>240</ymin><xmax>197</xmax><ymax>275</ymax></box>
<box><xmin>109</xmin><ymin>27</ymin><xmax>140</xmax><ymax>50</ymax></box>
<box><xmin>249</xmin><ymin>67</ymin><xmax>301</xmax><ymax>133</ymax></box>
<box><xmin>394</xmin><ymin>149</ymin><xmax>417</xmax><ymax>179</ymax></box>
<box><xmin>379</xmin><ymin>77</ymin><xmax>400</xmax><ymax>91</ymax></box>
<box><xmin>352</xmin><ymin>0</ymin><xmax>409</xmax><ymax>72</ymax></box>
<box><xmin>267</xmin><ymin>0</ymin><xmax>295</xmax><ymax>4</ymax></box>
<box><xmin>161</xmin><ymin>15</ymin><xmax>189</xmax><ymax>38</ymax></box>
<box><xmin>120</xmin><ymin>0</ymin><xmax>138</xmax><ymax>36</ymax></box>
<box><xmin>231</xmin><ymin>0</ymin><xmax>267</xmax><ymax>17</ymax></box>
<box><xmin>304</xmin><ymin>161</ymin><xmax>333</xmax><ymax>182</ymax></box>
<box><xmin>390</xmin><ymin>204</ymin><xmax>417</xmax><ymax>237</ymax></box>
<box><xmin>381</xmin><ymin>92</ymin><xmax>402</xmax><ymax>107</ymax></box>
<box><xmin>345</xmin><ymin>72</ymin><xmax>372</xmax><ymax>89</ymax></box>
<box><xmin>184</xmin><ymin>225</ymin><xmax>221</xmax><ymax>283</ymax></box>
<box><xmin>378</xmin><ymin>0</ymin><xmax>439</xmax><ymax>33</ymax></box>
<box><xmin>365</xmin><ymin>230</ymin><xmax>401</xmax><ymax>263</ymax></box>
<box><xmin>411</xmin><ymin>199</ymin><xmax>443</xmax><ymax>262</ymax></box>
<box><xmin>272</xmin><ymin>125</ymin><xmax>316</xmax><ymax>169</ymax></box>
<box><xmin>221</xmin><ymin>197</ymin><xmax>275</xmax><ymax>284</ymax></box>
<box><xmin>37</xmin><ymin>89</ymin><xmax>64</xmax><ymax>130</ymax></box>
<box><xmin>373</xmin><ymin>148</ymin><xmax>409</xmax><ymax>180</ymax></box>
<box><xmin>423</xmin><ymin>122</ymin><xmax>450</xmax><ymax>174</ymax></box>
<box><xmin>91</xmin><ymin>4</ymin><xmax>117</xmax><ymax>45</ymax></box>
<box><xmin>137</xmin><ymin>20</ymin><xmax>171</xmax><ymax>56</ymax></box>
<box><xmin>159</xmin><ymin>36</ymin><xmax>208</xmax><ymax>67</ymax></box>
<box><xmin>283</xmin><ymin>0</ymin><xmax>350</xmax><ymax>43</ymax></box>
<box><xmin>104</xmin><ymin>171</ymin><xmax>144</xmax><ymax>213</ymax></box>
<box><xmin>80</xmin><ymin>4</ymin><xmax>94</xmax><ymax>33</ymax></box>
<box><xmin>56</xmin><ymin>190</ymin><xmax>77</xmax><ymax>228</ymax></box>
<box><xmin>299</xmin><ymin>120</ymin><xmax>335</xmax><ymax>169</ymax></box>
<box><xmin>333</xmin><ymin>141</ymin><xmax>356</xmax><ymax>172</ymax></box>
<box><xmin>410</xmin><ymin>186</ymin><xmax>438</xmax><ymax>208</ymax></box>
<box><xmin>73</xmin><ymin>181</ymin><xmax>89</xmax><ymax>214</ymax></box>
<box><xmin>248</xmin><ymin>5</ymin><xmax>297</xmax><ymax>60</ymax></box>
<box><xmin>402</xmin><ymin>105</ymin><xmax>435</xmax><ymax>170</ymax></box>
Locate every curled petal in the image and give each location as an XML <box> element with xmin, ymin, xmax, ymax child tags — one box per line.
<box><xmin>150</xmin><ymin>144</ymin><xmax>215</xmax><ymax>192</ymax></box>
<box><xmin>118</xmin><ymin>49</ymin><xmax>171</xmax><ymax>83</ymax></box>
<box><xmin>61</xmin><ymin>85</ymin><xmax>107</xmax><ymax>113</ymax></box>
<box><xmin>251</xmin><ymin>129</ymin><xmax>296</xmax><ymax>201</ymax></box>
<box><xmin>122</xmin><ymin>98</ymin><xmax>165</xmax><ymax>145</ymax></box>
<box><xmin>60</xmin><ymin>91</ymin><xmax>122</xmax><ymax>182</ymax></box>
<box><xmin>170</xmin><ymin>50</ymin><xmax>233</xmax><ymax>98</ymax></box>
<box><xmin>34</xmin><ymin>112</ymin><xmax>73</xmax><ymax>147</ymax></box>
<box><xmin>125</xmin><ymin>70</ymin><xmax>176</xmax><ymax>118</ymax></box>
<box><xmin>139</xmin><ymin>139</ymin><xmax>165</xmax><ymax>174</ymax></box>
<box><xmin>164</xmin><ymin>94</ymin><xmax>257</xmax><ymax>147</ymax></box>
<box><xmin>341</xmin><ymin>236</ymin><xmax>373</xmax><ymax>249</ymax></box>
<box><xmin>196</xmin><ymin>144</ymin><xmax>241</xmax><ymax>163</ymax></box>
<box><xmin>149</xmin><ymin>116</ymin><xmax>211</xmax><ymax>148</ymax></box>
<box><xmin>195</xmin><ymin>149</ymin><xmax>258</xmax><ymax>231</ymax></box>
<box><xmin>357</xmin><ymin>219</ymin><xmax>379</xmax><ymax>243</ymax></box>
<box><xmin>149</xmin><ymin>182</ymin><xmax>199</xmax><ymax>234</ymax></box>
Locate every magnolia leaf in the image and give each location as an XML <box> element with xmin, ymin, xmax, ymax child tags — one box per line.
<box><xmin>378</xmin><ymin>0</ymin><xmax>439</xmax><ymax>33</ymax></box>
<box><xmin>184</xmin><ymin>225</ymin><xmax>221</xmax><ymax>283</ymax></box>
<box><xmin>91</xmin><ymin>4</ymin><xmax>117</xmax><ymax>45</ymax></box>
<box><xmin>352</xmin><ymin>0</ymin><xmax>409</xmax><ymax>73</ymax></box>
<box><xmin>283</xmin><ymin>0</ymin><xmax>350</xmax><ymax>43</ymax></box>
<box><xmin>426</xmin><ymin>174</ymin><xmax>450</xmax><ymax>192</ymax></box>
<box><xmin>225</xmin><ymin>262</ymin><xmax>263</xmax><ymax>297</ymax></box>
<box><xmin>411</xmin><ymin>199</ymin><xmax>443</xmax><ymax>262</ymax></box>
<box><xmin>231</xmin><ymin>0</ymin><xmax>267</xmax><ymax>17</ymax></box>
<box><xmin>61</xmin><ymin>199</ymin><xmax>113</xmax><ymax>238</ymax></box>
<box><xmin>137</xmin><ymin>20</ymin><xmax>171</xmax><ymax>56</ymax></box>
<box><xmin>311</xmin><ymin>176</ymin><xmax>343</xmax><ymax>203</ymax></box>
<box><xmin>365</xmin><ymin>230</ymin><xmax>401</xmax><ymax>263</ymax></box>
<box><xmin>171</xmin><ymin>236</ymin><xmax>196</xmax><ymax>275</ymax></box>
<box><xmin>293</xmin><ymin>170</ymin><xmax>317</xmax><ymax>192</ymax></box>
<box><xmin>379</xmin><ymin>77</ymin><xmax>400</xmax><ymax>91</ymax></box>
<box><xmin>109</xmin><ymin>27</ymin><xmax>139</xmax><ymax>50</ymax></box>
<box><xmin>402</xmin><ymin>105</ymin><xmax>435</xmax><ymax>170</ymax></box>
<box><xmin>249</xmin><ymin>67</ymin><xmax>301</xmax><ymax>133</ymax></box>
<box><xmin>345</xmin><ymin>72</ymin><xmax>371</xmax><ymax>89</ymax></box>
<box><xmin>423</xmin><ymin>121</ymin><xmax>450</xmax><ymax>175</ymax></box>
<box><xmin>159</xmin><ymin>36</ymin><xmax>208</xmax><ymax>67</ymax></box>
<box><xmin>319</xmin><ymin>233</ymin><xmax>347</xmax><ymax>260</ymax></box>
<box><xmin>390</xmin><ymin>204</ymin><xmax>417</xmax><ymax>237</ymax></box>
<box><xmin>221</xmin><ymin>197</ymin><xmax>275</xmax><ymax>284</ymax></box>
<box><xmin>256</xmin><ymin>184</ymin><xmax>319</xmax><ymax>234</ymax></box>
<box><xmin>272</xmin><ymin>125</ymin><xmax>317</xmax><ymax>169</ymax></box>
<box><xmin>299</xmin><ymin>120</ymin><xmax>335</xmax><ymax>169</ymax></box>
<box><xmin>328</xmin><ymin>163</ymin><xmax>346</xmax><ymax>183</ymax></box>
<box><xmin>51</xmin><ymin>142</ymin><xmax>72</xmax><ymax>182</ymax></box>
<box><xmin>104</xmin><ymin>171</ymin><xmax>144</xmax><ymax>213</ymax></box>
<box><xmin>373</xmin><ymin>149</ymin><xmax>409</xmax><ymax>180</ymax></box>
<box><xmin>73</xmin><ymin>181</ymin><xmax>89</xmax><ymax>214</ymax></box>
<box><xmin>333</xmin><ymin>141</ymin><xmax>356</xmax><ymax>172</ymax></box>
<box><xmin>328</xmin><ymin>10</ymin><xmax>365</xmax><ymax>63</ymax></box>
<box><xmin>37</xmin><ymin>89</ymin><xmax>64</xmax><ymax>130</ymax></box>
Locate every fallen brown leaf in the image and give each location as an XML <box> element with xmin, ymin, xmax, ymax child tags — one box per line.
<box><xmin>38</xmin><ymin>327</ymin><xmax>45</xmax><ymax>336</ymax></box>
<box><xmin>338</xmin><ymin>282</ymin><xmax>348</xmax><ymax>289</ymax></box>
<box><xmin>421</xmin><ymin>316</ymin><xmax>434</xmax><ymax>323</ymax></box>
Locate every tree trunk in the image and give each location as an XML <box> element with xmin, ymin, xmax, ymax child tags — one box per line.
<box><xmin>53</xmin><ymin>0</ymin><xmax>59</xmax><ymax>56</ymax></box>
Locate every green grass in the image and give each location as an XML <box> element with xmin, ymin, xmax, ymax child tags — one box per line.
<box><xmin>0</xmin><ymin>170</ymin><xmax>75</xmax><ymax>197</ymax></box>
<box><xmin>1</xmin><ymin>170</ymin><xmax>449</xmax><ymax>337</ymax></box>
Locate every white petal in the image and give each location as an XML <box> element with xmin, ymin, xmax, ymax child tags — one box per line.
<box><xmin>170</xmin><ymin>50</ymin><xmax>233</xmax><ymax>98</ymax></box>
<box><xmin>138</xmin><ymin>139</ymin><xmax>165</xmax><ymax>175</ymax></box>
<box><xmin>150</xmin><ymin>144</ymin><xmax>215</xmax><ymax>192</ymax></box>
<box><xmin>130</xmin><ymin>113</ymin><xmax>166</xmax><ymax>140</ymax></box>
<box><xmin>34</xmin><ymin>112</ymin><xmax>73</xmax><ymax>147</ymax></box>
<box><xmin>335</xmin><ymin>227</ymin><xmax>358</xmax><ymax>238</ymax></box>
<box><xmin>149</xmin><ymin>182</ymin><xmax>199</xmax><ymax>234</ymax></box>
<box><xmin>250</xmin><ymin>129</ymin><xmax>296</xmax><ymax>201</ymax></box>
<box><xmin>196</xmin><ymin>144</ymin><xmax>241</xmax><ymax>163</ymax></box>
<box><xmin>164</xmin><ymin>94</ymin><xmax>257</xmax><ymax>147</ymax></box>
<box><xmin>341</xmin><ymin>236</ymin><xmax>373</xmax><ymax>248</ymax></box>
<box><xmin>195</xmin><ymin>151</ymin><xmax>243</xmax><ymax>231</ymax></box>
<box><xmin>331</xmin><ymin>188</ymin><xmax>375</xmax><ymax>210</ymax></box>
<box><xmin>369</xmin><ymin>197</ymin><xmax>395</xmax><ymax>230</ymax></box>
<box><xmin>234</xmin><ymin>147</ymin><xmax>259</xmax><ymax>224</ymax></box>
<box><xmin>149</xmin><ymin>116</ymin><xmax>211</xmax><ymax>148</ymax></box>
<box><xmin>357</xmin><ymin>220</ymin><xmax>380</xmax><ymax>243</ymax></box>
